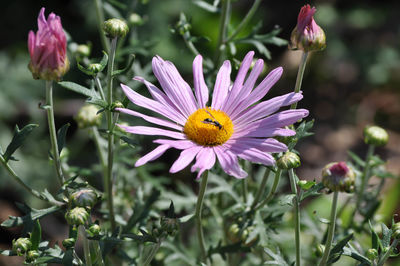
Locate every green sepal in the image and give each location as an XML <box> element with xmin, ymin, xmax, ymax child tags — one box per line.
<box><xmin>2</xmin><ymin>124</ymin><xmax>38</xmax><ymax>162</ymax></box>
<box><xmin>112</xmin><ymin>54</ymin><xmax>135</xmax><ymax>76</ymax></box>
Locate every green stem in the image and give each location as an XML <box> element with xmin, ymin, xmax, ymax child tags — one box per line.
<box><xmin>105</xmin><ymin>38</ymin><xmax>118</xmax><ymax>231</ymax></box>
<box><xmin>354</xmin><ymin>145</ymin><xmax>375</xmax><ymax>215</ymax></box>
<box><xmin>318</xmin><ymin>191</ymin><xmax>339</xmax><ymax>266</ymax></box>
<box><xmin>225</xmin><ymin>0</ymin><xmax>262</xmax><ymax>43</ymax></box>
<box><xmin>214</xmin><ymin>0</ymin><xmax>231</xmax><ymax>65</ymax></box>
<box><xmin>255</xmin><ymin>168</ymin><xmax>282</xmax><ymax>211</ymax></box>
<box><xmin>45</xmin><ymin>81</ymin><xmax>64</xmax><ymax>186</ymax></box>
<box><xmin>250</xmin><ymin>168</ymin><xmax>270</xmax><ymax>210</ymax></box>
<box><xmin>242</xmin><ymin>178</ymin><xmax>248</xmax><ymax>203</ymax></box>
<box><xmin>94</xmin><ymin>75</ymin><xmax>106</xmax><ymax>101</ymax></box>
<box><xmin>91</xmin><ymin>127</ymin><xmax>106</xmax><ymax>169</ymax></box>
<box><xmin>377</xmin><ymin>238</ymin><xmax>399</xmax><ymax>266</ymax></box>
<box><xmin>142</xmin><ymin>238</ymin><xmax>163</xmax><ymax>266</ymax></box>
<box><xmin>0</xmin><ymin>153</ymin><xmax>47</xmax><ymax>201</ymax></box>
<box><xmin>195</xmin><ymin>171</ymin><xmax>209</xmax><ymax>263</ymax></box>
<box><xmin>290</xmin><ymin>52</ymin><xmax>308</xmax><ymax>110</ymax></box>
<box><xmin>93</xmin><ymin>0</ymin><xmax>110</xmax><ymax>52</ymax></box>
<box><xmin>288</xmin><ymin>169</ymin><xmax>301</xmax><ymax>266</ymax></box>
<box><xmin>80</xmin><ymin>226</ymin><xmax>92</xmax><ymax>266</ymax></box>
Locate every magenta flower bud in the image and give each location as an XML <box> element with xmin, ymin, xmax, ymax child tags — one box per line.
<box><xmin>28</xmin><ymin>8</ymin><xmax>69</xmax><ymax>81</ymax></box>
<box><xmin>290</xmin><ymin>5</ymin><xmax>326</xmax><ymax>52</ymax></box>
<box><xmin>322</xmin><ymin>162</ymin><xmax>355</xmax><ymax>193</ymax></box>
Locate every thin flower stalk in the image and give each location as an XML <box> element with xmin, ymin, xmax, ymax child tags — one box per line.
<box><xmin>195</xmin><ymin>171</ymin><xmax>209</xmax><ymax>263</ymax></box>
<box><xmin>93</xmin><ymin>0</ymin><xmax>110</xmax><ymax>52</ymax></box>
<box><xmin>290</xmin><ymin>52</ymin><xmax>308</xmax><ymax>110</ymax></box>
<box><xmin>215</xmin><ymin>0</ymin><xmax>231</xmax><ymax>65</ymax></box>
<box><xmin>318</xmin><ymin>191</ymin><xmax>339</xmax><ymax>266</ymax></box>
<box><xmin>142</xmin><ymin>238</ymin><xmax>164</xmax><ymax>266</ymax></box>
<box><xmin>255</xmin><ymin>168</ymin><xmax>282</xmax><ymax>211</ymax></box>
<box><xmin>288</xmin><ymin>169</ymin><xmax>301</xmax><ymax>266</ymax></box>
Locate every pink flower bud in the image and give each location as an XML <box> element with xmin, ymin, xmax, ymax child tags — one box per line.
<box><xmin>28</xmin><ymin>8</ymin><xmax>69</xmax><ymax>81</ymax></box>
<box><xmin>290</xmin><ymin>5</ymin><xmax>326</xmax><ymax>52</ymax></box>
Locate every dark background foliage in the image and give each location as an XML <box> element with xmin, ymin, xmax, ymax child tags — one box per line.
<box><xmin>1</xmin><ymin>0</ymin><xmax>400</xmax><ymax>265</ymax></box>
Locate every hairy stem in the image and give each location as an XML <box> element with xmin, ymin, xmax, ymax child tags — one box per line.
<box><xmin>318</xmin><ymin>191</ymin><xmax>339</xmax><ymax>266</ymax></box>
<box><xmin>45</xmin><ymin>81</ymin><xmax>64</xmax><ymax>186</ymax></box>
<box><xmin>288</xmin><ymin>169</ymin><xmax>301</xmax><ymax>266</ymax></box>
<box><xmin>195</xmin><ymin>171</ymin><xmax>209</xmax><ymax>263</ymax></box>
<box><xmin>290</xmin><ymin>52</ymin><xmax>308</xmax><ymax>110</ymax></box>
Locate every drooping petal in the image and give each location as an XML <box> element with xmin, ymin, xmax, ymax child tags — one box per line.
<box><xmin>117</xmin><ymin>125</ymin><xmax>185</xmax><ymax>139</ymax></box>
<box><xmin>121</xmin><ymin>83</ymin><xmax>186</xmax><ymax>124</ymax></box>
<box><xmin>232</xmin><ymin>92</ymin><xmax>303</xmax><ymax>123</ymax></box>
<box><xmin>116</xmin><ymin>108</ymin><xmax>182</xmax><ymax>131</ymax></box>
<box><xmin>193</xmin><ymin>55</ymin><xmax>209</xmax><ymax>108</ymax></box>
<box><xmin>214</xmin><ymin>146</ymin><xmax>247</xmax><ymax>179</ymax></box>
<box><xmin>191</xmin><ymin>147</ymin><xmax>216</xmax><ymax>179</ymax></box>
<box><xmin>170</xmin><ymin>146</ymin><xmax>202</xmax><ymax>173</ymax></box>
<box><xmin>230</xmin><ymin>67</ymin><xmax>283</xmax><ymax>118</ymax></box>
<box><xmin>135</xmin><ymin>144</ymin><xmax>171</xmax><ymax>167</ymax></box>
<box><xmin>211</xmin><ymin>60</ymin><xmax>231</xmax><ymax>110</ymax></box>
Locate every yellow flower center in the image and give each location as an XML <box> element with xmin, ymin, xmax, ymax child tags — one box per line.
<box><xmin>183</xmin><ymin>107</ymin><xmax>234</xmax><ymax>146</ymax></box>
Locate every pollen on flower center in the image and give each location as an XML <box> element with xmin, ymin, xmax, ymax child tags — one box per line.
<box><xmin>183</xmin><ymin>107</ymin><xmax>233</xmax><ymax>146</ymax></box>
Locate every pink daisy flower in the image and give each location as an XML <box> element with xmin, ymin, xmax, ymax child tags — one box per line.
<box><xmin>117</xmin><ymin>51</ymin><xmax>308</xmax><ymax>179</ymax></box>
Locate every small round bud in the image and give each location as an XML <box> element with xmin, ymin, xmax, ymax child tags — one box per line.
<box><xmin>290</xmin><ymin>5</ymin><xmax>326</xmax><ymax>52</ymax></box>
<box><xmin>74</xmin><ymin>104</ymin><xmax>102</xmax><ymax>129</ymax></box>
<box><xmin>103</xmin><ymin>18</ymin><xmax>129</xmax><ymax>38</ymax></box>
<box><xmin>366</xmin><ymin>248</ymin><xmax>378</xmax><ymax>260</ymax></box>
<box><xmin>322</xmin><ymin>162</ymin><xmax>355</xmax><ymax>193</ymax></box>
<box><xmin>86</xmin><ymin>224</ymin><xmax>101</xmax><ymax>237</ymax></box>
<box><xmin>392</xmin><ymin>222</ymin><xmax>400</xmax><ymax>239</ymax></box>
<box><xmin>25</xmin><ymin>250</ymin><xmax>40</xmax><ymax>263</ymax></box>
<box><xmin>112</xmin><ymin>101</ymin><xmax>124</xmax><ymax>111</ymax></box>
<box><xmin>62</xmin><ymin>238</ymin><xmax>76</xmax><ymax>249</ymax></box>
<box><xmin>65</xmin><ymin>207</ymin><xmax>90</xmax><ymax>226</ymax></box>
<box><xmin>88</xmin><ymin>63</ymin><xmax>103</xmax><ymax>74</ymax></box>
<box><xmin>70</xmin><ymin>189</ymin><xmax>98</xmax><ymax>208</ymax></box>
<box><xmin>363</xmin><ymin>126</ymin><xmax>388</xmax><ymax>147</ymax></box>
<box><xmin>128</xmin><ymin>13</ymin><xmax>143</xmax><ymax>26</ymax></box>
<box><xmin>314</xmin><ymin>244</ymin><xmax>325</xmax><ymax>257</ymax></box>
<box><xmin>277</xmin><ymin>152</ymin><xmax>301</xmax><ymax>169</ymax></box>
<box><xmin>12</xmin><ymin>238</ymin><xmax>32</xmax><ymax>256</ymax></box>
<box><xmin>160</xmin><ymin>217</ymin><xmax>179</xmax><ymax>236</ymax></box>
<box><xmin>75</xmin><ymin>44</ymin><xmax>91</xmax><ymax>58</ymax></box>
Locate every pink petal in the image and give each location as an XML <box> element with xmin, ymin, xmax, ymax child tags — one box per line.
<box><xmin>214</xmin><ymin>146</ymin><xmax>247</xmax><ymax>179</ymax></box>
<box><xmin>170</xmin><ymin>146</ymin><xmax>202</xmax><ymax>173</ymax></box>
<box><xmin>153</xmin><ymin>139</ymin><xmax>196</xmax><ymax>150</ymax></box>
<box><xmin>117</xmin><ymin>108</ymin><xmax>182</xmax><ymax>131</ymax></box>
<box><xmin>118</xmin><ymin>125</ymin><xmax>185</xmax><ymax>139</ymax></box>
<box><xmin>191</xmin><ymin>147</ymin><xmax>216</xmax><ymax>179</ymax></box>
<box><xmin>193</xmin><ymin>55</ymin><xmax>209</xmax><ymax>108</ymax></box>
<box><xmin>232</xmin><ymin>128</ymin><xmax>296</xmax><ymax>139</ymax></box>
<box><xmin>135</xmin><ymin>144</ymin><xmax>171</xmax><ymax>167</ymax></box>
<box><xmin>226</xmin><ymin>51</ymin><xmax>254</xmax><ymax>103</ymax></box>
<box><xmin>228</xmin><ymin>145</ymin><xmax>275</xmax><ymax>165</ymax></box>
<box><xmin>211</xmin><ymin>60</ymin><xmax>231</xmax><ymax>110</ymax></box>
<box><xmin>226</xmin><ymin>138</ymin><xmax>287</xmax><ymax>153</ymax></box>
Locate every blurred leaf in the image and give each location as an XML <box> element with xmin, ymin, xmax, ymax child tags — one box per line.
<box><xmin>122</xmin><ymin>229</ymin><xmax>157</xmax><ymax>243</ymax></box>
<box><xmin>347</xmin><ymin>151</ymin><xmax>365</xmax><ymax>167</ymax></box>
<box><xmin>62</xmin><ymin>249</ymin><xmax>73</xmax><ymax>266</ymax></box>
<box><xmin>328</xmin><ymin>233</ymin><xmax>353</xmax><ymax>263</ymax></box>
<box><xmin>179</xmin><ymin>214</ymin><xmax>194</xmax><ymax>223</ymax></box>
<box><xmin>298</xmin><ymin>180</ymin><xmax>316</xmax><ymax>190</ymax></box>
<box><xmin>279</xmin><ymin>194</ymin><xmax>296</xmax><ymax>206</ymax></box>
<box><xmin>208</xmin><ymin>241</ymin><xmax>251</xmax><ymax>260</ymax></box>
<box><xmin>58</xmin><ymin>81</ymin><xmax>99</xmax><ymax>99</ymax></box>
<box><xmin>369</xmin><ymin>221</ymin><xmax>381</xmax><ymax>250</ymax></box>
<box><xmin>2</xmin><ymin>124</ymin><xmax>38</xmax><ymax>162</ymax></box>
<box><xmin>193</xmin><ymin>0</ymin><xmax>219</xmax><ymax>13</ymax></box>
<box><xmin>112</xmin><ymin>54</ymin><xmax>135</xmax><ymax>76</ymax></box>
<box><xmin>264</xmin><ymin>247</ymin><xmax>289</xmax><ymax>266</ymax></box>
<box><xmin>1</xmin><ymin>205</ymin><xmax>60</xmax><ymax>228</ymax></box>
<box><xmin>207</xmin><ymin>173</ymin><xmax>240</xmax><ymax>202</ymax></box>
<box><xmin>103</xmin><ymin>2</ymin><xmax>123</xmax><ymax>18</ymax></box>
<box><xmin>342</xmin><ymin>246</ymin><xmax>370</xmax><ymax>264</ymax></box>
<box><xmin>381</xmin><ymin>223</ymin><xmax>392</xmax><ymax>247</ymax></box>
<box><xmin>57</xmin><ymin>123</ymin><xmax>70</xmax><ymax>154</ymax></box>
<box><xmin>0</xmin><ymin>249</ymin><xmax>17</xmax><ymax>256</ymax></box>
<box><xmin>30</xmin><ymin>220</ymin><xmax>41</xmax><ymax>250</ymax></box>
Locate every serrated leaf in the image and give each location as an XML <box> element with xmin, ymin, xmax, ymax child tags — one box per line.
<box><xmin>57</xmin><ymin>123</ymin><xmax>70</xmax><ymax>154</ymax></box>
<box><xmin>112</xmin><ymin>54</ymin><xmax>135</xmax><ymax>76</ymax></box>
<box><xmin>30</xmin><ymin>220</ymin><xmax>41</xmax><ymax>250</ymax></box>
<box><xmin>3</xmin><ymin>124</ymin><xmax>38</xmax><ymax>162</ymax></box>
<box><xmin>58</xmin><ymin>81</ymin><xmax>99</xmax><ymax>99</ymax></box>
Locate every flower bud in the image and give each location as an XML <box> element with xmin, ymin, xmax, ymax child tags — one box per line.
<box><xmin>88</xmin><ymin>63</ymin><xmax>103</xmax><ymax>74</ymax></box>
<box><xmin>160</xmin><ymin>217</ymin><xmax>179</xmax><ymax>236</ymax></box>
<box><xmin>65</xmin><ymin>207</ymin><xmax>89</xmax><ymax>226</ymax></box>
<box><xmin>392</xmin><ymin>222</ymin><xmax>400</xmax><ymax>239</ymax></box>
<box><xmin>129</xmin><ymin>13</ymin><xmax>144</xmax><ymax>26</ymax></box>
<box><xmin>322</xmin><ymin>162</ymin><xmax>355</xmax><ymax>193</ymax></box>
<box><xmin>74</xmin><ymin>104</ymin><xmax>102</xmax><ymax>129</ymax></box>
<box><xmin>28</xmin><ymin>8</ymin><xmax>69</xmax><ymax>81</ymax></box>
<box><xmin>75</xmin><ymin>44</ymin><xmax>91</xmax><ymax>58</ymax></box>
<box><xmin>12</xmin><ymin>238</ymin><xmax>32</xmax><ymax>256</ymax></box>
<box><xmin>25</xmin><ymin>250</ymin><xmax>40</xmax><ymax>263</ymax></box>
<box><xmin>62</xmin><ymin>238</ymin><xmax>76</xmax><ymax>249</ymax></box>
<box><xmin>70</xmin><ymin>189</ymin><xmax>98</xmax><ymax>208</ymax></box>
<box><xmin>103</xmin><ymin>18</ymin><xmax>129</xmax><ymax>38</ymax></box>
<box><xmin>314</xmin><ymin>244</ymin><xmax>325</xmax><ymax>257</ymax></box>
<box><xmin>366</xmin><ymin>248</ymin><xmax>378</xmax><ymax>260</ymax></box>
<box><xmin>277</xmin><ymin>152</ymin><xmax>301</xmax><ymax>169</ymax></box>
<box><xmin>112</xmin><ymin>101</ymin><xmax>124</xmax><ymax>111</ymax></box>
<box><xmin>290</xmin><ymin>5</ymin><xmax>326</xmax><ymax>52</ymax></box>
<box><xmin>363</xmin><ymin>126</ymin><xmax>388</xmax><ymax>147</ymax></box>
<box><xmin>86</xmin><ymin>224</ymin><xmax>101</xmax><ymax>237</ymax></box>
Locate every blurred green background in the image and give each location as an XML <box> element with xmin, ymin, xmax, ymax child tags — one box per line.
<box><xmin>1</xmin><ymin>0</ymin><xmax>400</xmax><ymax>265</ymax></box>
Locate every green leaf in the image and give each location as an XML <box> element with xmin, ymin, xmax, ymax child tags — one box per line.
<box><xmin>193</xmin><ymin>0</ymin><xmax>219</xmax><ymax>13</ymax></box>
<box><xmin>121</xmin><ymin>230</ymin><xmax>157</xmax><ymax>243</ymax></box>
<box><xmin>264</xmin><ymin>247</ymin><xmax>289</xmax><ymax>266</ymax></box>
<box><xmin>0</xmin><ymin>249</ymin><xmax>17</xmax><ymax>256</ymax></box>
<box><xmin>62</xmin><ymin>249</ymin><xmax>74</xmax><ymax>266</ymax></box>
<box><xmin>77</xmin><ymin>62</ymin><xmax>94</xmax><ymax>76</ymax></box>
<box><xmin>86</xmin><ymin>98</ymin><xmax>108</xmax><ymax>109</ymax></box>
<box><xmin>347</xmin><ymin>151</ymin><xmax>365</xmax><ymax>167</ymax></box>
<box><xmin>57</xmin><ymin>123</ymin><xmax>70</xmax><ymax>154</ymax></box>
<box><xmin>58</xmin><ymin>81</ymin><xmax>99</xmax><ymax>99</ymax></box>
<box><xmin>279</xmin><ymin>194</ymin><xmax>296</xmax><ymax>206</ymax></box>
<box><xmin>300</xmin><ymin>183</ymin><xmax>325</xmax><ymax>201</ymax></box>
<box><xmin>369</xmin><ymin>221</ymin><xmax>380</xmax><ymax>250</ymax></box>
<box><xmin>298</xmin><ymin>180</ymin><xmax>316</xmax><ymax>190</ymax></box>
<box><xmin>30</xmin><ymin>220</ymin><xmax>41</xmax><ymax>250</ymax></box>
<box><xmin>3</xmin><ymin>124</ymin><xmax>38</xmax><ymax>162</ymax></box>
<box><xmin>342</xmin><ymin>246</ymin><xmax>370</xmax><ymax>264</ymax></box>
<box><xmin>208</xmin><ymin>241</ymin><xmax>251</xmax><ymax>260</ymax></box>
<box><xmin>99</xmin><ymin>51</ymin><xmax>108</xmax><ymax>70</ymax></box>
<box><xmin>179</xmin><ymin>214</ymin><xmax>194</xmax><ymax>223</ymax></box>
<box><xmin>381</xmin><ymin>223</ymin><xmax>392</xmax><ymax>247</ymax></box>
<box><xmin>112</xmin><ymin>54</ymin><xmax>135</xmax><ymax>76</ymax></box>
<box><xmin>328</xmin><ymin>233</ymin><xmax>354</xmax><ymax>263</ymax></box>
<box><xmin>1</xmin><ymin>205</ymin><xmax>60</xmax><ymax>228</ymax></box>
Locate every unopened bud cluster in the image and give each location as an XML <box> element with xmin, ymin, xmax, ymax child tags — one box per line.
<box><xmin>75</xmin><ymin>104</ymin><xmax>102</xmax><ymax>129</ymax></box>
<box><xmin>12</xmin><ymin>238</ymin><xmax>32</xmax><ymax>256</ymax></box>
<box><xmin>322</xmin><ymin>162</ymin><xmax>355</xmax><ymax>193</ymax></box>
